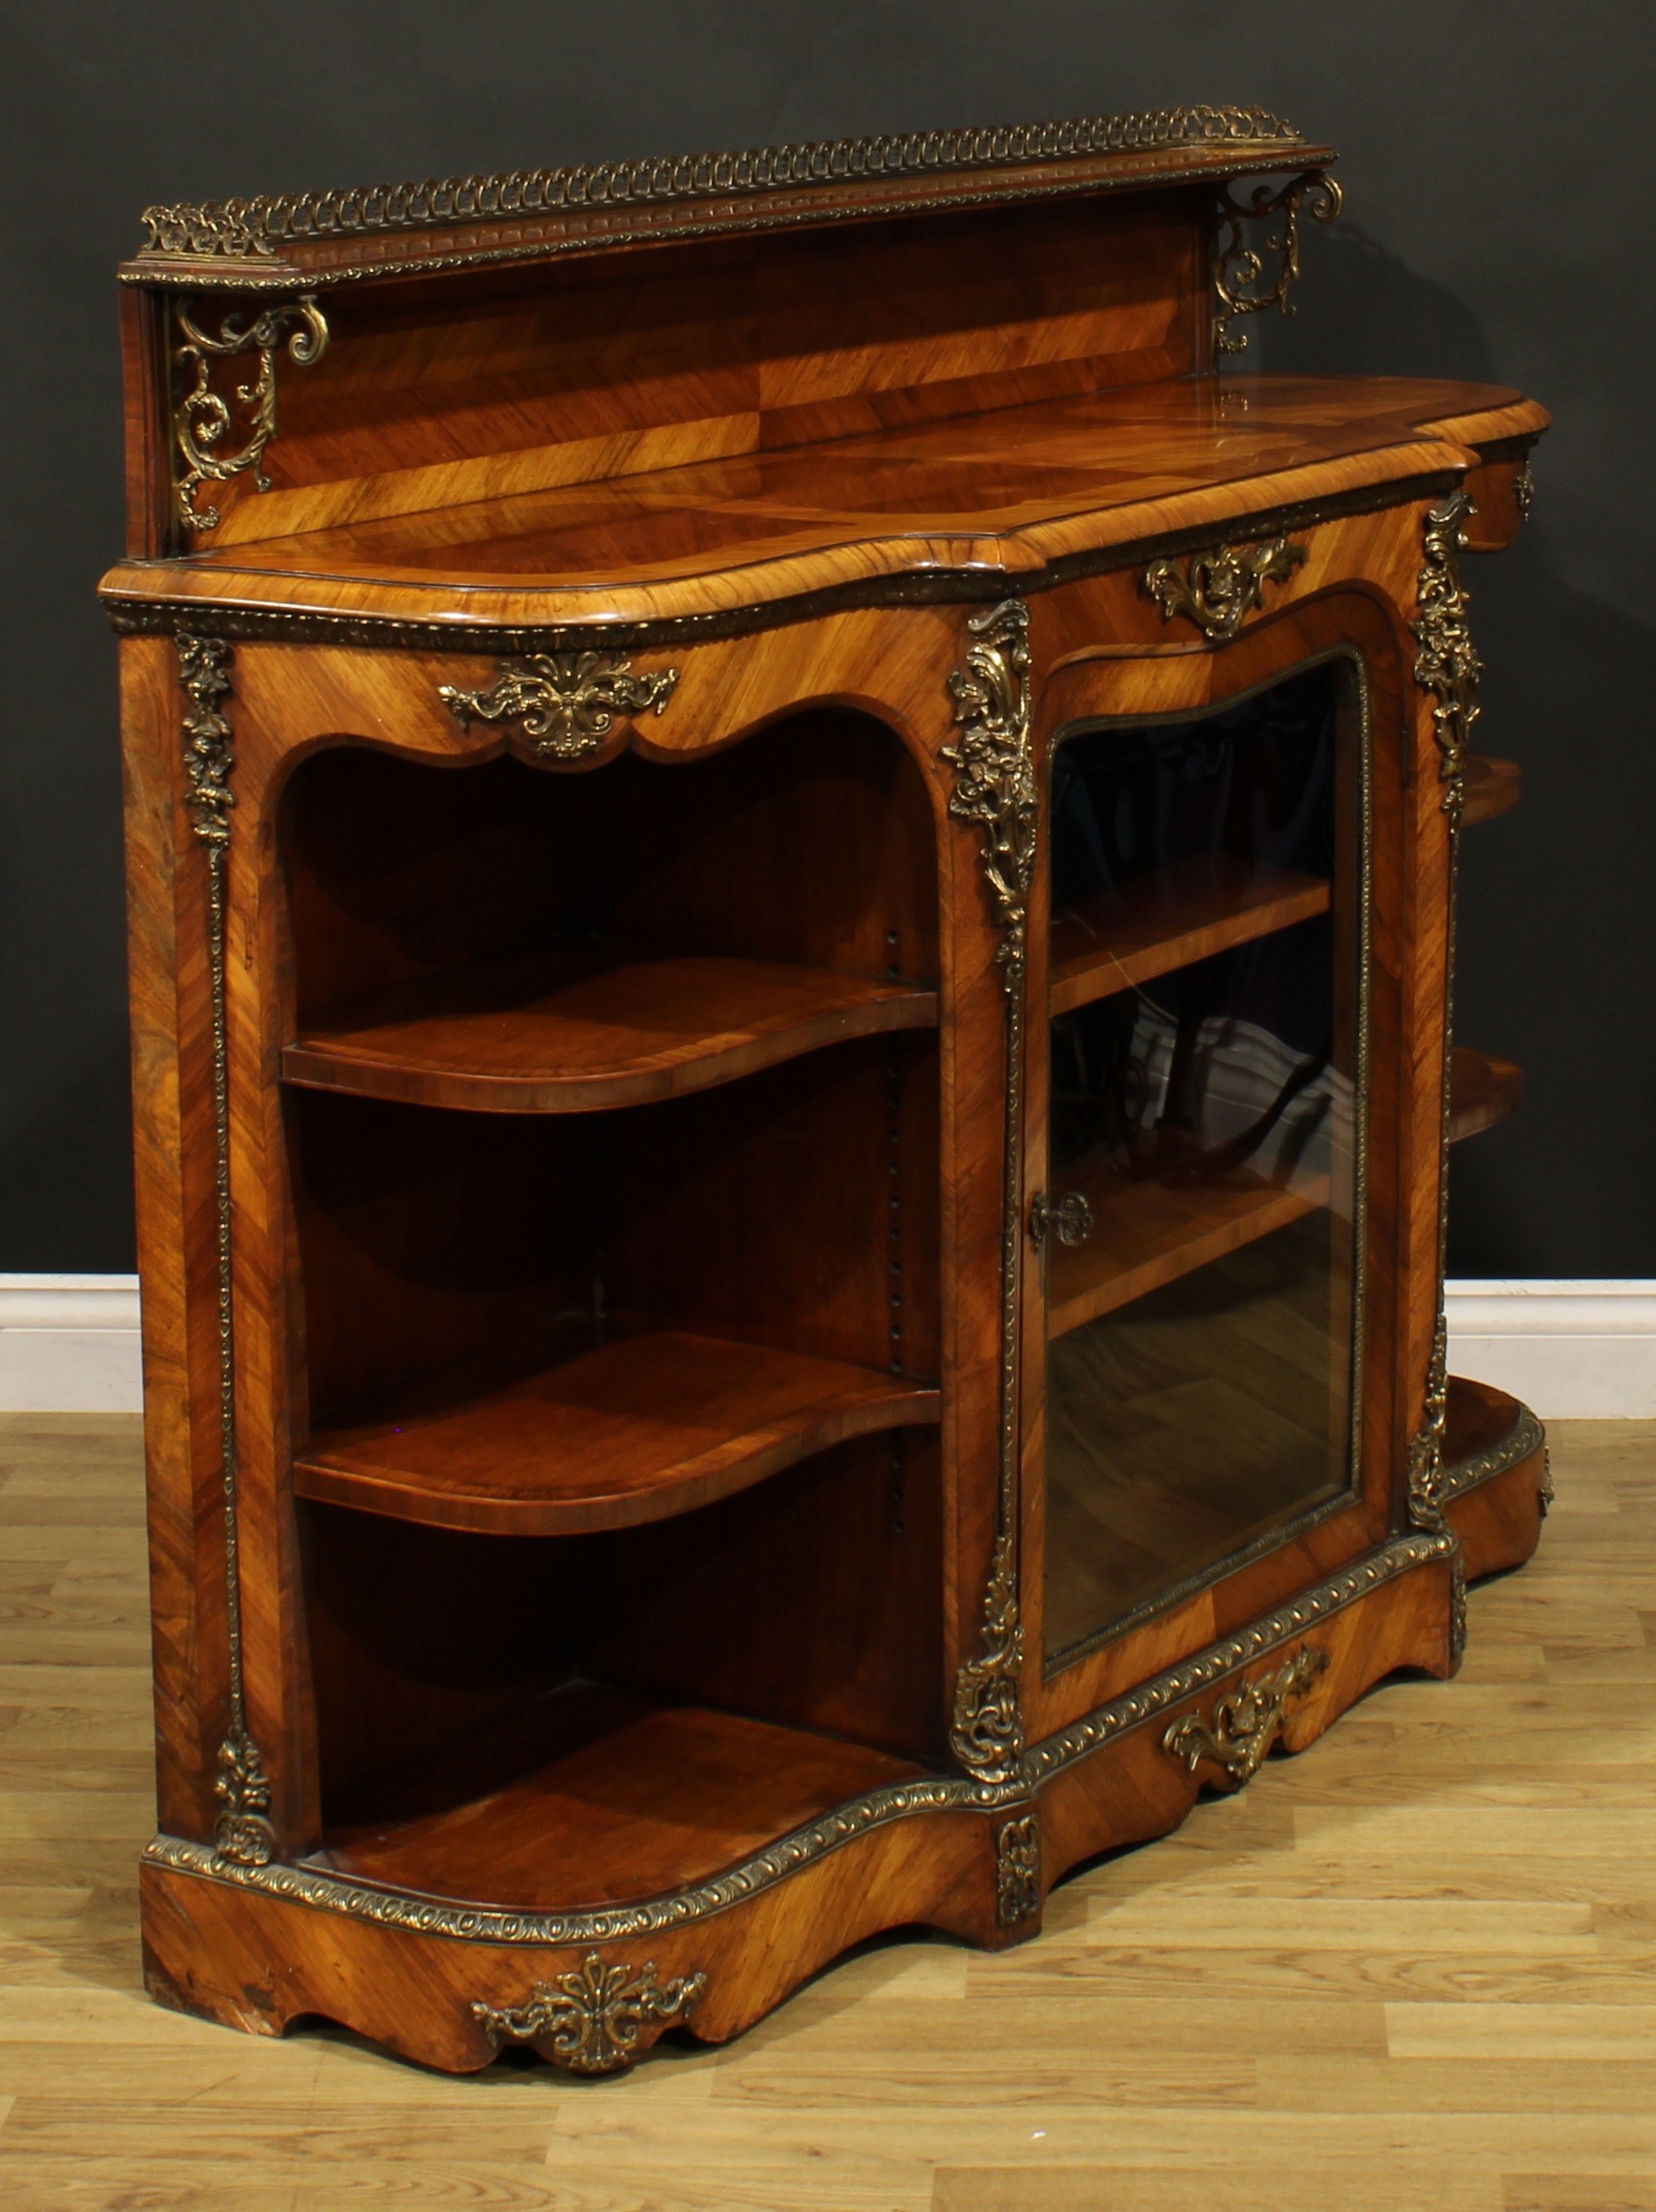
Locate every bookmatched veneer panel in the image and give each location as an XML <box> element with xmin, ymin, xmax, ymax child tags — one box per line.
<box><xmin>320</xmin><ymin>1684</ymin><xmax>922</xmax><ymax>1911</ymax></box>
<box><xmin>284</xmin><ymin>954</ymin><xmax>937</xmax><ymax>1113</ymax></box>
<box><xmin>1448</xmin><ymin>1045</ymin><xmax>1522</xmax><ymax>1145</ymax></box>
<box><xmin>1050</xmin><ymin>863</ymin><xmax>1331</xmax><ymax>1015</ymax></box>
<box><xmin>1462</xmin><ymin>752</ymin><xmax>1522</xmax><ymax>827</ymax></box>
<box><xmin>1047</xmin><ymin>1155</ymin><xmax>1329</xmax><ymax>1339</ymax></box>
<box><xmin>294</xmin><ymin>1331</ymin><xmax>939</xmax><ymax>1534</ymax></box>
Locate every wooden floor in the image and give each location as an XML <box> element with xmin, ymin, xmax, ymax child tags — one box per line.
<box><xmin>1</xmin><ymin>1416</ymin><xmax>1652</xmax><ymax>2210</ymax></box>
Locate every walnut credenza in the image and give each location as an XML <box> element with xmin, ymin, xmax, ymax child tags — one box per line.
<box><xmin>103</xmin><ymin>108</ymin><xmax>1550</xmax><ymax>2076</ymax></box>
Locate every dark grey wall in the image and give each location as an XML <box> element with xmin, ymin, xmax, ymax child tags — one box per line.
<box><xmin>3</xmin><ymin>0</ymin><xmax>1650</xmax><ymax>1273</ymax></box>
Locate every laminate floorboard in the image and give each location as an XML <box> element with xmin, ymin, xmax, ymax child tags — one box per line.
<box><xmin>0</xmin><ymin>1411</ymin><xmax>1652</xmax><ymax>2210</ymax></box>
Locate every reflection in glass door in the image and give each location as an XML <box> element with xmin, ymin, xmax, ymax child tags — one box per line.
<box><xmin>1042</xmin><ymin>659</ymin><xmax>1366</xmax><ymax>1665</ymax></box>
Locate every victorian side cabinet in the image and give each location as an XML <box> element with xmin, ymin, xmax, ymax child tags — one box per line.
<box><xmin>102</xmin><ymin>108</ymin><xmax>1550</xmax><ymax>2076</ymax></box>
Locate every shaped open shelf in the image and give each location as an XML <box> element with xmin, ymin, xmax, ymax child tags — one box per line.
<box><xmin>1050</xmin><ymin>862</ymin><xmax>1331</xmax><ymax>1017</ymax></box>
<box><xmin>315</xmin><ymin>1684</ymin><xmax>923</xmax><ymax>1913</ymax></box>
<box><xmin>284</xmin><ymin>952</ymin><xmax>937</xmax><ymax>1114</ymax></box>
<box><xmin>1449</xmin><ymin>1045</ymin><xmax>1522</xmax><ymax>1145</ymax></box>
<box><xmin>1443</xmin><ymin>1372</ymin><xmax>1529</xmax><ymax>1471</ymax></box>
<box><xmin>294</xmin><ymin>1329</ymin><xmax>940</xmax><ymax>1534</ymax></box>
<box><xmin>1462</xmin><ymin>754</ymin><xmax>1522</xmax><ymax>828</ymax></box>
<box><xmin>1047</xmin><ymin>1154</ymin><xmax>1330</xmax><ymax>1339</ymax></box>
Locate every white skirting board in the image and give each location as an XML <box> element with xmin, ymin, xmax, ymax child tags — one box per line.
<box><xmin>2</xmin><ymin>1275</ymin><xmax>1655</xmax><ymax>1420</ymax></box>
<box><xmin>0</xmin><ymin>1276</ymin><xmax>144</xmax><ymax>1413</ymax></box>
<box><xmin>1443</xmin><ymin>1280</ymin><xmax>1656</xmax><ymax>1419</ymax></box>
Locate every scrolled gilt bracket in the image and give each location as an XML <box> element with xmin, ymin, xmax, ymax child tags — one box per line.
<box><xmin>1143</xmin><ymin>538</ymin><xmax>1307</xmax><ymax>641</ymax></box>
<box><xmin>173</xmin><ymin>294</ymin><xmax>330</xmax><ymax>534</ymax></box>
<box><xmin>472</xmin><ymin>1953</ymin><xmax>706</xmax><ymax>2074</ymax></box>
<box><xmin>439</xmin><ymin>652</ymin><xmax>680</xmax><ymax>763</ymax></box>
<box><xmin>1162</xmin><ymin>1646</ymin><xmax>1329</xmax><ymax>1789</ymax></box>
<box><xmin>1212</xmin><ymin>169</ymin><xmax>1343</xmax><ymax>355</ymax></box>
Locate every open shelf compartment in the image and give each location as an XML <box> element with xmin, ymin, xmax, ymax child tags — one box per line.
<box><xmin>313</xmin><ymin>1683</ymin><xmax>924</xmax><ymax>1913</ymax></box>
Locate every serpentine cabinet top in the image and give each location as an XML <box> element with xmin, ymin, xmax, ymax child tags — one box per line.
<box><xmin>100</xmin><ymin>108</ymin><xmax>1549</xmax><ymax>638</ymax></box>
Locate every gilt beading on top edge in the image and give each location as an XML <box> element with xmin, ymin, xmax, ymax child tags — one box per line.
<box><xmin>98</xmin><ymin>462</ymin><xmax>1466</xmax><ymax>663</ymax></box>
<box><xmin>135</xmin><ymin>106</ymin><xmax>1306</xmax><ymax>261</ymax></box>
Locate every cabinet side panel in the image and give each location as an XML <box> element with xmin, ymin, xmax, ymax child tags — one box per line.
<box><xmin>122</xmin><ymin>634</ymin><xmax>224</xmax><ymax>1839</ymax></box>
<box><xmin>119</xmin><ymin>289</ymin><xmax>173</xmax><ymax>558</ymax></box>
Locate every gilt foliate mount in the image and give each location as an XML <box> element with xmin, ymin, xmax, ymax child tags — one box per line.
<box><xmin>473</xmin><ymin>1954</ymin><xmax>706</xmax><ymax>2076</ymax></box>
<box><xmin>1143</xmin><ymin>537</ymin><xmax>1308</xmax><ymax>640</ymax></box>
<box><xmin>942</xmin><ymin>600</ymin><xmax>1038</xmax><ymax>998</ymax></box>
<box><xmin>177</xmin><ymin>635</ymin><xmax>278</xmax><ymax>1871</ymax></box>
<box><xmin>1162</xmin><ymin>1646</ymin><xmax>1329</xmax><ymax>1788</ymax></box>
<box><xmin>1411</xmin><ymin>492</ymin><xmax>1483</xmax><ymax>827</ymax></box>
<box><xmin>439</xmin><ymin>653</ymin><xmax>681</xmax><ymax>760</ymax></box>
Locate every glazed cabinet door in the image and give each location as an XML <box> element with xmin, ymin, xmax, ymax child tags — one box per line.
<box><xmin>1030</xmin><ymin>646</ymin><xmax>1372</xmax><ymax>1674</ymax></box>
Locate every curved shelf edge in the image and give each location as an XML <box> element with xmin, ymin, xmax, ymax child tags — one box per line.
<box><xmin>1441</xmin><ymin>1373</ymin><xmax>1545</xmax><ymax>1505</ymax></box>
<box><xmin>1448</xmin><ymin>1046</ymin><xmax>1522</xmax><ymax>1145</ymax></box>
<box><xmin>283</xmin><ymin>956</ymin><xmax>938</xmax><ymax>1114</ymax></box>
<box><xmin>293</xmin><ymin>1331</ymin><xmax>941</xmax><ymax>1535</ymax></box>
<box><xmin>1462</xmin><ymin>753</ymin><xmax>1522</xmax><ymax>828</ymax></box>
<box><xmin>1441</xmin><ymin>1373</ymin><xmax>1549</xmax><ymax>1582</ymax></box>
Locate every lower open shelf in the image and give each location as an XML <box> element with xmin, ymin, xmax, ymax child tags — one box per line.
<box><xmin>315</xmin><ymin>1683</ymin><xmax>921</xmax><ymax>1912</ymax></box>
<box><xmin>295</xmin><ymin>1331</ymin><xmax>940</xmax><ymax>1534</ymax></box>
<box><xmin>1444</xmin><ymin>1371</ymin><xmax>1529</xmax><ymax>1469</ymax></box>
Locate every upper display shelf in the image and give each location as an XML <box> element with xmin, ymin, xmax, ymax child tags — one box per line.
<box><xmin>124</xmin><ymin>107</ymin><xmax>1327</xmax><ymax>290</ymax></box>
<box><xmin>105</xmin><ymin>108</ymin><xmax>1546</xmax><ymax>602</ymax></box>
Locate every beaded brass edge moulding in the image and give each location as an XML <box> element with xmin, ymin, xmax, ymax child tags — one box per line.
<box><xmin>1142</xmin><ymin>536</ymin><xmax>1309</xmax><ymax>640</ymax></box>
<box><xmin>1439</xmin><ymin>1401</ymin><xmax>1547</xmax><ymax>1505</ymax></box>
<box><xmin>99</xmin><ymin>471</ymin><xmax>1466</xmax><ymax>657</ymax></box>
<box><xmin>141</xmin><ymin>1526</ymin><xmax>1452</xmax><ymax>1947</ymax></box>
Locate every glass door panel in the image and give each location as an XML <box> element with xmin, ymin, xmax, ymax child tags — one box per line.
<box><xmin>1042</xmin><ymin>659</ymin><xmax>1364</xmax><ymax>1665</ymax></box>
